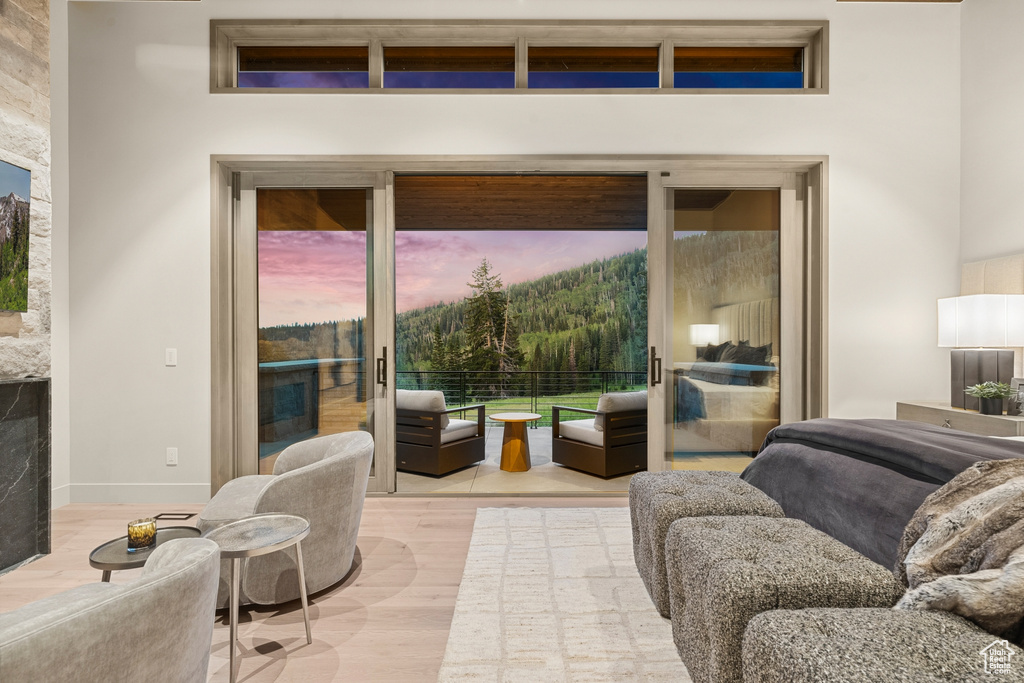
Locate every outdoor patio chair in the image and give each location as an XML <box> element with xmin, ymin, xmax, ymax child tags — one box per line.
<box><xmin>552</xmin><ymin>390</ymin><xmax>648</xmax><ymax>478</ymax></box>
<box><xmin>396</xmin><ymin>389</ymin><xmax>486</xmax><ymax>476</ymax></box>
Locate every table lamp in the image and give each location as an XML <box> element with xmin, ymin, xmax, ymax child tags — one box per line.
<box><xmin>937</xmin><ymin>294</ymin><xmax>1024</xmax><ymax>410</ymax></box>
<box><xmin>689</xmin><ymin>324</ymin><xmax>720</xmax><ymax>346</ymax></box>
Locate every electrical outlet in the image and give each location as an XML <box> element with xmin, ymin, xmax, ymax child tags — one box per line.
<box><xmin>166</xmin><ymin>447</ymin><xmax>178</xmax><ymax>466</ymax></box>
<box><xmin>165</xmin><ymin>348</ymin><xmax>178</xmax><ymax>366</ymax></box>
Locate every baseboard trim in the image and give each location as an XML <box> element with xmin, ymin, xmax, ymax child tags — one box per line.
<box><xmin>69</xmin><ymin>483</ymin><xmax>211</xmax><ymax>504</ymax></box>
<box><xmin>51</xmin><ymin>484</ymin><xmax>71</xmax><ymax>509</ymax></box>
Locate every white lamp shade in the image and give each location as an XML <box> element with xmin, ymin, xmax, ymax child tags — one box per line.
<box><xmin>689</xmin><ymin>324</ymin><xmax>721</xmax><ymax>346</ymax></box>
<box><xmin>937</xmin><ymin>294</ymin><xmax>1024</xmax><ymax>347</ymax></box>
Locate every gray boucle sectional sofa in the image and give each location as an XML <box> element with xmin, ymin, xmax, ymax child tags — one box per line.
<box><xmin>631</xmin><ymin>419</ymin><xmax>1024</xmax><ymax>683</ymax></box>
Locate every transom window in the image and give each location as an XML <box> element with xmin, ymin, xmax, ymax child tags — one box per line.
<box><xmin>383</xmin><ymin>46</ymin><xmax>515</xmax><ymax>89</ymax></box>
<box><xmin>527</xmin><ymin>47</ymin><xmax>660</xmax><ymax>89</ymax></box>
<box><xmin>238</xmin><ymin>46</ymin><xmax>369</xmax><ymax>88</ymax></box>
<box><xmin>674</xmin><ymin>47</ymin><xmax>804</xmax><ymax>89</ymax></box>
<box><xmin>212</xmin><ymin>20</ymin><xmax>828</xmax><ymax>94</ymax></box>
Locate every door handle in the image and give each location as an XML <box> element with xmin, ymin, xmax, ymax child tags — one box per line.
<box><xmin>649</xmin><ymin>346</ymin><xmax>662</xmax><ymax>386</ymax></box>
<box><xmin>376</xmin><ymin>347</ymin><xmax>387</xmax><ymax>388</ymax></box>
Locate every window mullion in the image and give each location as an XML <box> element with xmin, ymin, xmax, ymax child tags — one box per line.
<box><xmin>369</xmin><ymin>38</ymin><xmax>383</xmax><ymax>88</ymax></box>
<box><xmin>660</xmin><ymin>39</ymin><xmax>673</xmax><ymax>90</ymax></box>
<box><xmin>515</xmin><ymin>36</ymin><xmax>528</xmax><ymax>89</ymax></box>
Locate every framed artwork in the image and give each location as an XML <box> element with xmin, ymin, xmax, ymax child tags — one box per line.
<box><xmin>1010</xmin><ymin>377</ymin><xmax>1024</xmax><ymax>417</ymax></box>
<box><xmin>0</xmin><ymin>158</ymin><xmax>30</xmax><ymax>313</ymax></box>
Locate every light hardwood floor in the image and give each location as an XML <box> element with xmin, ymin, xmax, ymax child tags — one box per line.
<box><xmin>0</xmin><ymin>497</ymin><xmax>628</xmax><ymax>682</ymax></box>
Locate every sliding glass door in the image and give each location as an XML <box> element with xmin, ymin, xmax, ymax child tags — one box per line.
<box><xmin>213</xmin><ymin>159</ymin><xmax>824</xmax><ymax>495</ymax></box>
<box><xmin>230</xmin><ymin>172</ymin><xmax>394</xmax><ymax>493</ymax></box>
<box><xmin>666</xmin><ymin>189</ymin><xmax>781</xmax><ymax>471</ymax></box>
<box><xmin>647</xmin><ymin>171</ymin><xmax>819</xmax><ymax>474</ymax></box>
<box><xmin>255</xmin><ymin>187</ymin><xmax>376</xmax><ymax>473</ymax></box>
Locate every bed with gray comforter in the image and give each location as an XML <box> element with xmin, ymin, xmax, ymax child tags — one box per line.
<box><xmin>740</xmin><ymin>418</ymin><xmax>1024</xmax><ymax>570</ymax></box>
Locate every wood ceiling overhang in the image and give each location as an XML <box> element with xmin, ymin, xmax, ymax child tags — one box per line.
<box><xmin>394</xmin><ymin>175</ymin><xmax>648</xmax><ymax>231</ymax></box>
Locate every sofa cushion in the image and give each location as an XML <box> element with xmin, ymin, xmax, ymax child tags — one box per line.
<box><xmin>396</xmin><ymin>389</ymin><xmax>449</xmax><ymax>428</ymax></box>
<box><xmin>558</xmin><ymin>418</ymin><xmax>604</xmax><ymax>447</ymax></box>
<box><xmin>594</xmin><ymin>390</ymin><xmax>647</xmax><ymax>431</ymax></box>
<box><xmin>440</xmin><ymin>418</ymin><xmax>479</xmax><ymax>445</ymax></box>
<box><xmin>628</xmin><ymin>471</ymin><xmax>784</xmax><ymax>617</ymax></box>
<box><xmin>743</xmin><ymin>608</ymin><xmax>1020</xmax><ymax>683</ymax></box>
<box><xmin>666</xmin><ymin>516</ymin><xmax>904</xmax><ymax>683</ymax></box>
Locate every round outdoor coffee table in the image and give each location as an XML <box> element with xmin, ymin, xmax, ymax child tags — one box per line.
<box><xmin>202</xmin><ymin>514</ymin><xmax>312</xmax><ymax>683</ymax></box>
<box><xmin>490</xmin><ymin>412</ymin><xmax>542</xmax><ymax>472</ymax></box>
<box><xmin>89</xmin><ymin>526</ymin><xmax>202</xmax><ymax>582</ymax></box>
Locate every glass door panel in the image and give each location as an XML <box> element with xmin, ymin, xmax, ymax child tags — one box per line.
<box><xmin>255</xmin><ymin>187</ymin><xmax>375</xmax><ymax>475</ymax></box>
<box><xmin>666</xmin><ymin>189</ymin><xmax>781</xmax><ymax>472</ymax></box>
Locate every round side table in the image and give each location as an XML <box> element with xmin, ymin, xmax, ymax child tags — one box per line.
<box><xmin>89</xmin><ymin>526</ymin><xmax>202</xmax><ymax>582</ymax></box>
<box><xmin>202</xmin><ymin>514</ymin><xmax>312</xmax><ymax>683</ymax></box>
<box><xmin>490</xmin><ymin>412</ymin><xmax>542</xmax><ymax>472</ymax></box>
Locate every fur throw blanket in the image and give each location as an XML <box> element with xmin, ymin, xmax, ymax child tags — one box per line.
<box><xmin>893</xmin><ymin>458</ymin><xmax>1024</xmax><ymax>643</ymax></box>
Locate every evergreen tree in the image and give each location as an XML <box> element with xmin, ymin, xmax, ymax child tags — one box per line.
<box><xmin>568</xmin><ymin>334</ymin><xmax>578</xmax><ymax>390</ymax></box>
<box><xmin>430</xmin><ymin>322</ymin><xmax>447</xmax><ymax>371</ymax></box>
<box><xmin>463</xmin><ymin>258</ymin><xmax>523</xmax><ymax>374</ymax></box>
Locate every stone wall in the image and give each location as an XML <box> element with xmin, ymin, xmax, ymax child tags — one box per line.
<box><xmin>0</xmin><ymin>0</ymin><xmax>51</xmax><ymax>378</ymax></box>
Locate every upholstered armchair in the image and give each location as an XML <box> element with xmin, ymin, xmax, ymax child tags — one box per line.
<box><xmin>552</xmin><ymin>390</ymin><xmax>648</xmax><ymax>477</ymax></box>
<box><xmin>197</xmin><ymin>430</ymin><xmax>373</xmax><ymax>607</ymax></box>
<box><xmin>0</xmin><ymin>538</ymin><xmax>220</xmax><ymax>683</ymax></box>
<box><xmin>396</xmin><ymin>389</ymin><xmax>485</xmax><ymax>476</ymax></box>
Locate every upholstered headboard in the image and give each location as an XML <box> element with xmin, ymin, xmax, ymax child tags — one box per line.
<box><xmin>711</xmin><ymin>298</ymin><xmax>780</xmax><ymax>355</ymax></box>
<box><xmin>960</xmin><ymin>253</ymin><xmax>1024</xmax><ymax>295</ymax></box>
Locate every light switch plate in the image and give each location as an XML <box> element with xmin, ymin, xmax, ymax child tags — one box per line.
<box><xmin>165</xmin><ymin>348</ymin><xmax>178</xmax><ymax>366</ymax></box>
<box><xmin>166</xmin><ymin>447</ymin><xmax>178</xmax><ymax>466</ymax></box>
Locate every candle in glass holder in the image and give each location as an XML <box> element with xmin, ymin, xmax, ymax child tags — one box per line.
<box><xmin>127</xmin><ymin>518</ymin><xmax>157</xmax><ymax>552</ymax></box>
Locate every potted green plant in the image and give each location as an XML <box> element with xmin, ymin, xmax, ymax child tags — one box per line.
<box><xmin>964</xmin><ymin>381</ymin><xmax>1015</xmax><ymax>415</ymax></box>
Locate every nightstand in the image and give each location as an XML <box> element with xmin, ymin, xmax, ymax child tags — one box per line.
<box><xmin>896</xmin><ymin>401</ymin><xmax>1024</xmax><ymax>437</ymax></box>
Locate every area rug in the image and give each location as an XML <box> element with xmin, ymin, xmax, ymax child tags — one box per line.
<box><xmin>438</xmin><ymin>507</ymin><xmax>692</xmax><ymax>682</ymax></box>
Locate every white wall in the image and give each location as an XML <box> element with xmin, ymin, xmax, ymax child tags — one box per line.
<box><xmin>58</xmin><ymin>0</ymin><xmax>962</xmax><ymax>502</ymax></box>
<box><xmin>961</xmin><ymin>0</ymin><xmax>1024</xmax><ymax>263</ymax></box>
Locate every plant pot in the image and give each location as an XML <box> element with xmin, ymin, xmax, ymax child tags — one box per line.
<box><xmin>979</xmin><ymin>397</ymin><xmax>1004</xmax><ymax>416</ymax></box>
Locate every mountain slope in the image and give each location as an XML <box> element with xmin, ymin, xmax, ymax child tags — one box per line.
<box><xmin>396</xmin><ymin>248</ymin><xmax>648</xmax><ymax>374</ymax></box>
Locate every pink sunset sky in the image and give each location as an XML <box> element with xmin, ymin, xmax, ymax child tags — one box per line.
<box><xmin>258</xmin><ymin>230</ymin><xmax>648</xmax><ymax>328</ymax></box>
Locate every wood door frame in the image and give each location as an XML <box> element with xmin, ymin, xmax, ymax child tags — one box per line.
<box><xmin>211</xmin><ymin>155</ymin><xmax>826</xmax><ymax>494</ymax></box>
<box><xmin>648</xmin><ymin>168</ymin><xmax>827</xmax><ymax>472</ymax></box>
<box><xmin>210</xmin><ymin>167</ymin><xmax>392</xmax><ymax>494</ymax></box>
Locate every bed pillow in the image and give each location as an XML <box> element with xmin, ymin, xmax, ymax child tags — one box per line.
<box><xmin>395</xmin><ymin>389</ymin><xmax>449</xmax><ymax>428</ymax></box>
<box><xmin>594</xmin><ymin>390</ymin><xmax>648</xmax><ymax>431</ymax></box>
<box><xmin>720</xmin><ymin>341</ymin><xmax>772</xmax><ymax>365</ymax></box>
<box><xmin>742</xmin><ymin>342</ymin><xmax>772</xmax><ymax>365</ymax></box>
<box><xmin>698</xmin><ymin>341</ymin><xmax>732</xmax><ymax>362</ymax></box>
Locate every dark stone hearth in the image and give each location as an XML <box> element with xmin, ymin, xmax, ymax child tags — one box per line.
<box><xmin>0</xmin><ymin>378</ymin><xmax>50</xmax><ymax>575</ymax></box>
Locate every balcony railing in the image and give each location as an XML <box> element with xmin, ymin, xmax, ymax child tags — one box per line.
<box><xmin>396</xmin><ymin>370</ymin><xmax>646</xmax><ymax>427</ymax></box>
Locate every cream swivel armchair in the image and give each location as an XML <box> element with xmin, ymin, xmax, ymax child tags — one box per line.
<box><xmin>197</xmin><ymin>430</ymin><xmax>373</xmax><ymax>607</ymax></box>
<box><xmin>0</xmin><ymin>538</ymin><xmax>221</xmax><ymax>683</ymax></box>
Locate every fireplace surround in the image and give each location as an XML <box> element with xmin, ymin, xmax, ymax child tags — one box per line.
<box><xmin>0</xmin><ymin>377</ymin><xmax>50</xmax><ymax>575</ymax></box>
